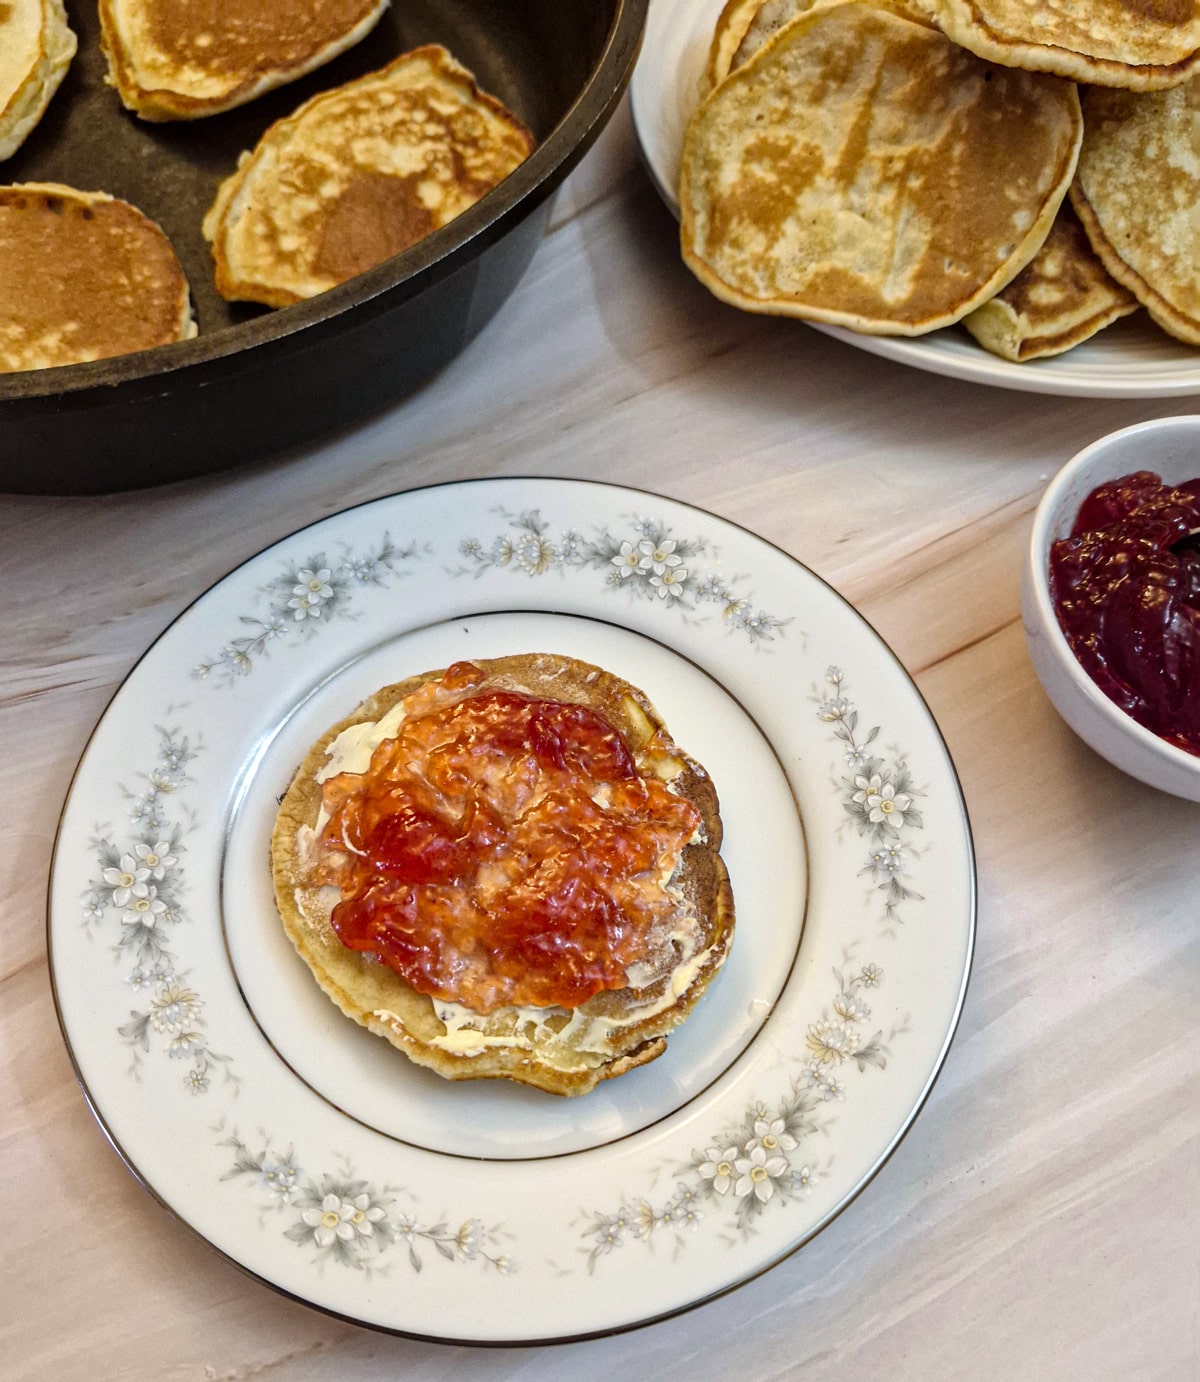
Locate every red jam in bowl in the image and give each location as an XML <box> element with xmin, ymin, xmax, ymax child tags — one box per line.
<box><xmin>1049</xmin><ymin>470</ymin><xmax>1200</xmax><ymax>755</ymax></box>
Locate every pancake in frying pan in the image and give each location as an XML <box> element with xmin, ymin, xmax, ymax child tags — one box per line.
<box><xmin>0</xmin><ymin>0</ymin><xmax>75</xmax><ymax>159</ymax></box>
<box><xmin>203</xmin><ymin>45</ymin><xmax>535</xmax><ymax>307</ymax></box>
<box><xmin>99</xmin><ymin>0</ymin><xmax>389</xmax><ymax>120</ymax></box>
<box><xmin>0</xmin><ymin>183</ymin><xmax>194</xmax><ymax>372</ymax></box>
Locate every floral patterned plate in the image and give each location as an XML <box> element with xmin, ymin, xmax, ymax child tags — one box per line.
<box><xmin>48</xmin><ymin>477</ymin><xmax>974</xmax><ymax>1342</ymax></box>
<box><xmin>631</xmin><ymin>0</ymin><xmax>1200</xmax><ymax>399</ymax></box>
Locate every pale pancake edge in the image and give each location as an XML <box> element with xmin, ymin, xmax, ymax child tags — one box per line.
<box><xmin>923</xmin><ymin>0</ymin><xmax>1200</xmax><ymax>91</ymax></box>
<box><xmin>680</xmin><ymin>0</ymin><xmax>1083</xmax><ymax>335</ymax></box>
<box><xmin>963</xmin><ymin>200</ymin><xmax>1138</xmax><ymax>361</ymax></box>
<box><xmin>1071</xmin><ymin>81</ymin><xmax>1200</xmax><ymax>345</ymax></box>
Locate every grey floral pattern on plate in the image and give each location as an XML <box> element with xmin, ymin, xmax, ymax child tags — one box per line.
<box><xmin>454</xmin><ymin>508</ymin><xmax>789</xmax><ymax>644</ymax></box>
<box><xmin>192</xmin><ymin>535</ymin><xmax>426</xmax><ymax>685</ymax></box>
<box><xmin>82</xmin><ymin>726</ymin><xmax>234</xmax><ymax>1094</ymax></box>
<box><xmin>219</xmin><ymin>1125</ymin><xmax>514</xmax><ymax>1275</ymax></box>
<box><xmin>579</xmin><ymin>958</ymin><xmax>906</xmax><ymax>1270</ymax></box>
<box><xmin>817</xmin><ymin>666</ymin><xmax>926</xmax><ymax>930</ymax></box>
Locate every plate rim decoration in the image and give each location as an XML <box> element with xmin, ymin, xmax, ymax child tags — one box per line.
<box><xmin>48</xmin><ymin>476</ymin><xmax>976</xmax><ymax>1343</ymax></box>
<box><xmin>629</xmin><ymin>0</ymin><xmax>1200</xmax><ymax>400</ymax></box>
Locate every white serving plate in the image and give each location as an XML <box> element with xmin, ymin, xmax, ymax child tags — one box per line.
<box><xmin>630</xmin><ymin>0</ymin><xmax>1200</xmax><ymax>399</ymax></box>
<box><xmin>49</xmin><ymin>477</ymin><xmax>974</xmax><ymax>1341</ymax></box>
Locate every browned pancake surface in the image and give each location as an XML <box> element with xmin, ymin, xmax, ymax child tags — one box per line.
<box><xmin>100</xmin><ymin>0</ymin><xmax>387</xmax><ymax>119</ymax></box>
<box><xmin>0</xmin><ymin>184</ymin><xmax>192</xmax><ymax>371</ymax></box>
<box><xmin>204</xmin><ymin>46</ymin><xmax>536</xmax><ymax>307</ymax></box>
<box><xmin>963</xmin><ymin>200</ymin><xmax>1138</xmax><ymax>359</ymax></box>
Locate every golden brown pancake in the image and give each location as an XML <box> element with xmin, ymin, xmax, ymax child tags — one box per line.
<box><xmin>270</xmin><ymin>654</ymin><xmax>735</xmax><ymax>1096</ymax></box>
<box><xmin>921</xmin><ymin>0</ymin><xmax>1200</xmax><ymax>91</ymax></box>
<box><xmin>203</xmin><ymin>45</ymin><xmax>535</xmax><ymax>308</ymax></box>
<box><xmin>731</xmin><ymin>0</ymin><xmax>818</xmax><ymax>69</ymax></box>
<box><xmin>1071</xmin><ymin>80</ymin><xmax>1200</xmax><ymax>344</ymax></box>
<box><xmin>680</xmin><ymin>0</ymin><xmax>1082</xmax><ymax>335</ymax></box>
<box><xmin>0</xmin><ymin>0</ymin><xmax>76</xmax><ymax>159</ymax></box>
<box><xmin>963</xmin><ymin>200</ymin><xmax>1138</xmax><ymax>360</ymax></box>
<box><xmin>0</xmin><ymin>183</ymin><xmax>195</xmax><ymax>373</ymax></box>
<box><xmin>701</xmin><ymin>0</ymin><xmax>772</xmax><ymax>98</ymax></box>
<box><xmin>99</xmin><ymin>0</ymin><xmax>389</xmax><ymax>120</ymax></box>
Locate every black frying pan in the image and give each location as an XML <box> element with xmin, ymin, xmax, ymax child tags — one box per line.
<box><xmin>0</xmin><ymin>0</ymin><xmax>647</xmax><ymax>493</ymax></box>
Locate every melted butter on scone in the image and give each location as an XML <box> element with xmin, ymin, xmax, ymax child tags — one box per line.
<box><xmin>270</xmin><ymin>653</ymin><xmax>735</xmax><ymax>1095</ymax></box>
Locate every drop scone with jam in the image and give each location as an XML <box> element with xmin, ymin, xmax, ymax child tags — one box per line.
<box><xmin>270</xmin><ymin>655</ymin><xmax>736</xmax><ymax>1096</ymax></box>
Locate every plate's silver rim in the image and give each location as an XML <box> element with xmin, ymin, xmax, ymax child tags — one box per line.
<box><xmin>46</xmin><ymin>474</ymin><xmax>977</xmax><ymax>1345</ymax></box>
<box><xmin>627</xmin><ymin>0</ymin><xmax>1200</xmax><ymax>401</ymax></box>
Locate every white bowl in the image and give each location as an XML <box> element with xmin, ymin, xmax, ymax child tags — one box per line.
<box><xmin>1022</xmin><ymin>415</ymin><xmax>1200</xmax><ymax>802</ymax></box>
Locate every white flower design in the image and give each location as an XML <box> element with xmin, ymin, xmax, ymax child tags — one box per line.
<box><xmin>867</xmin><ymin>781</ymin><xmax>913</xmax><ymax>830</ymax></box>
<box><xmin>455</xmin><ymin>1218</ymin><xmax>484</xmax><ymax>1258</ymax></box>
<box><xmin>303</xmin><ymin>1194</ymin><xmax>358</xmax><ymax>1248</ymax></box>
<box><xmin>833</xmin><ymin>993</ymin><xmax>870</xmax><ymax>1023</ymax></box>
<box><xmin>696</xmin><ymin>573</ymin><xmax>728</xmax><ymax>599</ymax></box>
<box><xmin>734</xmin><ymin>1146</ymin><xmax>790</xmax><ymax>1204</ymax></box>
<box><xmin>514</xmin><ymin>533</ymin><xmax>556</xmax><ymax>575</ymax></box>
<box><xmin>819</xmin><ymin>1075</ymin><xmax>846</xmax><ymax>1102</ymax></box>
<box><xmin>259</xmin><ymin>1159</ymin><xmax>301</xmax><ymax>1201</ymax></box>
<box><xmin>851</xmin><ymin>772</ymin><xmax>884</xmax><ymax>805</ymax></box>
<box><xmin>817</xmin><ymin>698</ymin><xmax>850</xmax><ymax>722</ymax></box>
<box><xmin>868</xmin><ymin>843</ymin><xmax>905</xmax><ymax>879</ymax></box>
<box><xmin>287</xmin><ymin>567</ymin><xmax>333</xmax><ymax>620</ymax></box>
<box><xmin>698</xmin><ymin>1145</ymin><xmax>739</xmax><ymax>1195</ymax></box>
<box><xmin>102</xmin><ymin>853</ymin><xmax>150</xmax><ymax>906</ymax></box>
<box><xmin>639</xmin><ymin>537</ymin><xmax>682</xmax><ymax>573</ymax></box>
<box><xmin>185</xmin><ymin>1068</ymin><xmax>210</xmax><ymax>1094</ymax></box>
<box><xmin>346</xmin><ymin>1193</ymin><xmax>387</xmax><ymax>1239</ymax></box>
<box><xmin>650</xmin><ymin>566</ymin><xmax>688</xmax><ymax>599</ymax></box>
<box><xmin>121</xmin><ymin>884</ymin><xmax>168</xmax><ymax>928</ymax></box>
<box><xmin>610</xmin><ymin>541</ymin><xmax>643</xmax><ymax>578</ymax></box>
<box><xmin>747</xmin><ymin>1115</ymin><xmax>798</xmax><ymax>1157</ymax></box>
<box><xmin>805</xmin><ymin>1018</ymin><xmax>860</xmax><ymax>1065</ymax></box>
<box><xmin>167</xmin><ymin>1031</ymin><xmax>204</xmax><ymax>1059</ymax></box>
<box><xmin>794</xmin><ymin>1165</ymin><xmax>818</xmax><ymax>1194</ymax></box>
<box><xmin>861</xmin><ymin>964</ymin><xmax>883</xmax><ymax>988</ymax></box>
<box><xmin>150</xmin><ymin>984</ymin><xmax>202</xmax><ymax>1035</ymax></box>
<box><xmin>134</xmin><ymin>840</ymin><xmax>177</xmax><ymax>879</ymax></box>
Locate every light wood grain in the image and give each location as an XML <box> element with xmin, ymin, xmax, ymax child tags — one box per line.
<box><xmin>2</xmin><ymin>102</ymin><xmax>1199</xmax><ymax>1381</ymax></box>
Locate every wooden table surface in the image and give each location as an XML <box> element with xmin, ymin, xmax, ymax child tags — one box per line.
<box><xmin>3</xmin><ymin>102</ymin><xmax>1198</xmax><ymax>1381</ymax></box>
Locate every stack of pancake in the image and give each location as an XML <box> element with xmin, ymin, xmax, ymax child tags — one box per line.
<box><xmin>681</xmin><ymin>0</ymin><xmax>1200</xmax><ymax>361</ymax></box>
